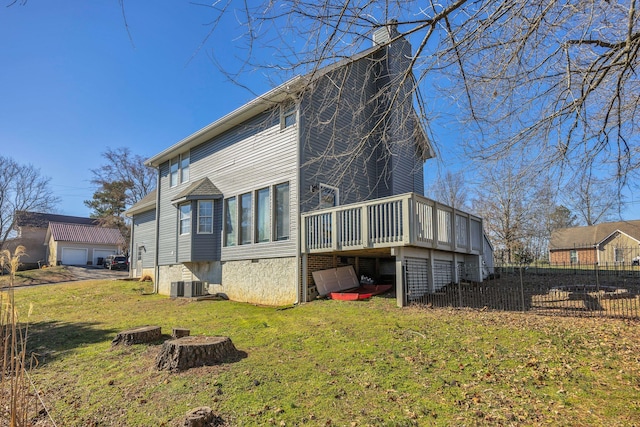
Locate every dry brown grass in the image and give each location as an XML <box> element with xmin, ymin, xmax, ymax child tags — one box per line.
<box><xmin>1</xmin><ymin>246</ymin><xmax>42</xmax><ymax>427</ymax></box>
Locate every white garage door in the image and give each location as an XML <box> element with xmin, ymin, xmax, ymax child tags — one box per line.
<box><xmin>94</xmin><ymin>250</ymin><xmax>116</xmax><ymax>266</ymax></box>
<box><xmin>61</xmin><ymin>248</ymin><xmax>88</xmax><ymax>266</ymax></box>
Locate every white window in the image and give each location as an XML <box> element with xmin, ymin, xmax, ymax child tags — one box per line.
<box><xmin>570</xmin><ymin>249</ymin><xmax>578</xmax><ymax>264</ymax></box>
<box><xmin>181</xmin><ymin>152</ymin><xmax>190</xmax><ymax>183</ymax></box>
<box><xmin>198</xmin><ymin>200</ymin><xmax>213</xmax><ymax>234</ymax></box>
<box><xmin>179</xmin><ymin>204</ymin><xmax>191</xmax><ymax>235</ymax></box>
<box><xmin>281</xmin><ymin>103</ymin><xmax>296</xmax><ymax>129</ymax></box>
<box><xmin>240</xmin><ymin>192</ymin><xmax>252</xmax><ymax>245</ymax></box>
<box><xmin>224</xmin><ymin>197</ymin><xmax>237</xmax><ymax>246</ymax></box>
<box><xmin>274</xmin><ymin>182</ymin><xmax>290</xmax><ymax>241</ymax></box>
<box><xmin>319</xmin><ymin>184</ymin><xmax>339</xmax><ymax>209</ymax></box>
<box><xmin>255</xmin><ymin>188</ymin><xmax>270</xmax><ymax>243</ymax></box>
<box><xmin>615</xmin><ymin>248</ymin><xmax>624</xmax><ymax>263</ymax></box>
<box><xmin>170</xmin><ymin>157</ymin><xmax>179</xmax><ymax>187</ymax></box>
<box><xmin>169</xmin><ymin>152</ymin><xmax>190</xmax><ymax>187</ymax></box>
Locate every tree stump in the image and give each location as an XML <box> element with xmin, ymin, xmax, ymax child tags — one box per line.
<box><xmin>172</xmin><ymin>327</ymin><xmax>191</xmax><ymax>339</ymax></box>
<box><xmin>155</xmin><ymin>336</ymin><xmax>238</xmax><ymax>371</ymax></box>
<box><xmin>183</xmin><ymin>406</ymin><xmax>223</xmax><ymax>427</ymax></box>
<box><xmin>111</xmin><ymin>326</ymin><xmax>162</xmax><ymax>346</ymax></box>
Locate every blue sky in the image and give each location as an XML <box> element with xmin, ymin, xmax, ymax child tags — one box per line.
<box><xmin>2</xmin><ymin>2</ymin><xmax>639</xmax><ymax>221</ymax></box>
<box><xmin>1</xmin><ymin>1</ymin><xmax>270</xmax><ymax>217</ymax></box>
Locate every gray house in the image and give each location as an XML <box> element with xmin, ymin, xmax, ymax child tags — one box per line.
<box><xmin>127</xmin><ymin>25</ymin><xmax>491</xmax><ymax>306</ymax></box>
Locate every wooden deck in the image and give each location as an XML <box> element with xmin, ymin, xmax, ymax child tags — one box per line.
<box><xmin>301</xmin><ymin>192</ymin><xmax>484</xmax><ymax>256</ymax></box>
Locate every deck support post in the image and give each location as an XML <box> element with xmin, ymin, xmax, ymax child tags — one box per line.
<box><xmin>393</xmin><ymin>247</ymin><xmax>406</xmax><ymax>307</ymax></box>
<box><xmin>301</xmin><ymin>253</ymin><xmax>308</xmax><ymax>303</ymax></box>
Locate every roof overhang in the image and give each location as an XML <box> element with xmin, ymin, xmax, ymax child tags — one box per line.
<box><xmin>598</xmin><ymin>229</ymin><xmax>640</xmax><ymax>247</ymax></box>
<box><xmin>124</xmin><ymin>192</ymin><xmax>157</xmax><ymax>217</ymax></box>
<box><xmin>145</xmin><ymin>76</ymin><xmax>304</xmax><ymax>168</ymax></box>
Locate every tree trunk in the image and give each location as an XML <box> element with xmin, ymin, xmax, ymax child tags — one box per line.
<box><xmin>155</xmin><ymin>336</ymin><xmax>238</xmax><ymax>371</ymax></box>
<box><xmin>111</xmin><ymin>326</ymin><xmax>161</xmax><ymax>346</ymax></box>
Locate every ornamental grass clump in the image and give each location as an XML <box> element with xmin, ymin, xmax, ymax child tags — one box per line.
<box><xmin>1</xmin><ymin>246</ymin><xmax>37</xmax><ymax>427</ymax></box>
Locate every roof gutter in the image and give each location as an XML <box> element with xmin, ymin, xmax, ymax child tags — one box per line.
<box><xmin>145</xmin><ymin>76</ymin><xmax>304</xmax><ymax>168</ymax></box>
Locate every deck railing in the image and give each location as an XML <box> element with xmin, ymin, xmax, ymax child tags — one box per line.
<box><xmin>301</xmin><ymin>192</ymin><xmax>483</xmax><ymax>255</ymax></box>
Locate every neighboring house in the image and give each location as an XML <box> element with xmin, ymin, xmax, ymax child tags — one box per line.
<box><xmin>44</xmin><ymin>222</ymin><xmax>126</xmax><ymax>267</ymax></box>
<box><xmin>128</xmin><ymin>24</ymin><xmax>492</xmax><ymax>306</ymax></box>
<box><xmin>4</xmin><ymin>211</ymin><xmax>98</xmax><ymax>269</ymax></box>
<box><xmin>549</xmin><ymin>220</ymin><xmax>640</xmax><ymax>265</ymax></box>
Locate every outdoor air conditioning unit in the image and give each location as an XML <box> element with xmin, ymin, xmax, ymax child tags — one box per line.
<box><xmin>170</xmin><ymin>281</ymin><xmax>185</xmax><ymax>298</ymax></box>
<box><xmin>183</xmin><ymin>281</ymin><xmax>204</xmax><ymax>298</ymax></box>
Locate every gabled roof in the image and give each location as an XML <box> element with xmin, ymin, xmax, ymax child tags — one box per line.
<box><xmin>549</xmin><ymin>220</ymin><xmax>640</xmax><ymax>250</ymax></box>
<box><xmin>124</xmin><ymin>192</ymin><xmax>157</xmax><ymax>217</ymax></box>
<box><xmin>145</xmin><ymin>76</ymin><xmax>303</xmax><ymax>168</ymax></box>
<box><xmin>171</xmin><ymin>177</ymin><xmax>223</xmax><ymax>205</ymax></box>
<box><xmin>145</xmin><ymin>35</ymin><xmax>433</xmax><ymax>168</ymax></box>
<box><xmin>15</xmin><ymin>211</ymin><xmax>97</xmax><ymax>229</ymax></box>
<box><xmin>46</xmin><ymin>222</ymin><xmax>125</xmax><ymax>245</ymax></box>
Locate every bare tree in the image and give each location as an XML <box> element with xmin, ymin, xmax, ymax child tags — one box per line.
<box><xmin>0</xmin><ymin>156</ymin><xmax>59</xmax><ymax>250</ymax></box>
<box><xmin>429</xmin><ymin>170</ymin><xmax>469</xmax><ymax>210</ymax></box>
<box><xmin>199</xmin><ymin>0</ymin><xmax>640</xmax><ymax>194</ymax></box>
<box><xmin>89</xmin><ymin>147</ymin><xmax>156</xmax><ymax>208</ymax></box>
<box><xmin>471</xmin><ymin>160</ymin><xmax>542</xmax><ymax>263</ymax></box>
<box><xmin>565</xmin><ymin>171</ymin><xmax>621</xmax><ymax>225</ymax></box>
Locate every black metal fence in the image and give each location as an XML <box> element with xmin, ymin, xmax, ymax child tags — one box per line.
<box><xmin>408</xmin><ymin>264</ymin><xmax>640</xmax><ymax>320</ymax></box>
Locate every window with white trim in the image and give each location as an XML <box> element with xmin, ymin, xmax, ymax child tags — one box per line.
<box><xmin>570</xmin><ymin>249</ymin><xmax>578</xmax><ymax>264</ymax></box>
<box><xmin>170</xmin><ymin>157</ymin><xmax>179</xmax><ymax>187</ymax></box>
<box><xmin>319</xmin><ymin>184</ymin><xmax>339</xmax><ymax>209</ymax></box>
<box><xmin>197</xmin><ymin>200</ymin><xmax>213</xmax><ymax>234</ymax></box>
<box><xmin>224</xmin><ymin>197</ymin><xmax>237</xmax><ymax>246</ymax></box>
<box><xmin>240</xmin><ymin>192</ymin><xmax>252</xmax><ymax>245</ymax></box>
<box><xmin>281</xmin><ymin>103</ymin><xmax>296</xmax><ymax>129</ymax></box>
<box><xmin>615</xmin><ymin>247</ymin><xmax>624</xmax><ymax>263</ymax></box>
<box><xmin>181</xmin><ymin>152</ymin><xmax>190</xmax><ymax>183</ymax></box>
<box><xmin>169</xmin><ymin>151</ymin><xmax>190</xmax><ymax>187</ymax></box>
<box><xmin>179</xmin><ymin>203</ymin><xmax>191</xmax><ymax>235</ymax></box>
<box><xmin>222</xmin><ymin>182</ymin><xmax>290</xmax><ymax>245</ymax></box>
<box><xmin>255</xmin><ymin>188</ymin><xmax>270</xmax><ymax>243</ymax></box>
<box><xmin>274</xmin><ymin>182</ymin><xmax>290</xmax><ymax>241</ymax></box>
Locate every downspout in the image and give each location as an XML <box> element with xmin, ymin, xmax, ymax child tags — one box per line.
<box><xmin>295</xmin><ymin>98</ymin><xmax>302</xmax><ymax>305</ymax></box>
<box><xmin>153</xmin><ymin>167</ymin><xmax>161</xmax><ymax>294</ymax></box>
<box><xmin>128</xmin><ymin>213</ymin><xmax>134</xmax><ymax>279</ymax></box>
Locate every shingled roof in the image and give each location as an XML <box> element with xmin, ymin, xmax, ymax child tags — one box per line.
<box><xmin>125</xmin><ymin>192</ymin><xmax>157</xmax><ymax>216</ymax></box>
<box><xmin>15</xmin><ymin>211</ymin><xmax>97</xmax><ymax>228</ymax></box>
<box><xmin>46</xmin><ymin>222</ymin><xmax>125</xmax><ymax>245</ymax></box>
<box><xmin>171</xmin><ymin>177</ymin><xmax>223</xmax><ymax>205</ymax></box>
<box><xmin>549</xmin><ymin>220</ymin><xmax>640</xmax><ymax>250</ymax></box>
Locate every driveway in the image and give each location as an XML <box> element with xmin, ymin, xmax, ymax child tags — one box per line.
<box><xmin>66</xmin><ymin>265</ymin><xmax>129</xmax><ymax>281</ymax></box>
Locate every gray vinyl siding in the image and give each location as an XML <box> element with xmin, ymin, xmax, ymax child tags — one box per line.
<box><xmin>373</xmin><ymin>39</ymin><xmax>424</xmax><ymax>196</ymax></box>
<box><xmin>190</xmin><ymin>111</ymin><xmax>298</xmax><ymax>262</ymax></box>
<box><xmin>177</xmin><ymin>206</ymin><xmax>192</xmax><ymax>262</ymax></box>
<box><xmin>156</xmin><ymin>111</ymin><xmax>298</xmax><ymax>264</ymax></box>
<box><xmin>157</xmin><ymin>161</ymin><xmax>180</xmax><ymax>265</ymax></box>
<box><xmin>191</xmin><ymin>199</ymin><xmax>222</xmax><ymax>261</ymax></box>
<box><xmin>299</xmin><ymin>39</ymin><xmax>425</xmax><ymax>213</ymax></box>
<box><xmin>299</xmin><ymin>56</ymin><xmax>381</xmax><ymax>213</ymax></box>
<box><xmin>132</xmin><ymin>208</ymin><xmax>156</xmax><ymax>269</ymax></box>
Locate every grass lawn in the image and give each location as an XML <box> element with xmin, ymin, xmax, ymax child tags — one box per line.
<box><xmin>6</xmin><ymin>280</ymin><xmax>640</xmax><ymax>426</ymax></box>
<box><xmin>0</xmin><ymin>266</ymin><xmax>75</xmax><ymax>288</ymax></box>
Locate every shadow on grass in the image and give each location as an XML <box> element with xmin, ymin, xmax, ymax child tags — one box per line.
<box><xmin>23</xmin><ymin>320</ymin><xmax>119</xmax><ymax>367</ymax></box>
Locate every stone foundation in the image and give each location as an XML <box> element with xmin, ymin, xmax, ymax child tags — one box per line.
<box><xmin>157</xmin><ymin>262</ymin><xmax>222</xmax><ymax>296</ymax></box>
<box><xmin>219</xmin><ymin>257</ymin><xmax>297</xmax><ymax>306</ymax></box>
